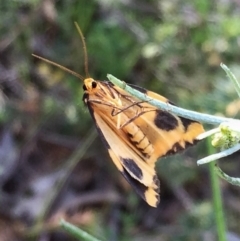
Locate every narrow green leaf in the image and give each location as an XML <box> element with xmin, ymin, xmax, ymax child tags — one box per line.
<box><xmin>60</xmin><ymin>219</ymin><xmax>103</xmax><ymax>241</ymax></box>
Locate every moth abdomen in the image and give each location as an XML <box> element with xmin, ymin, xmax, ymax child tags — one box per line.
<box><xmin>123</xmin><ymin>123</ymin><xmax>154</xmax><ymax>158</ymax></box>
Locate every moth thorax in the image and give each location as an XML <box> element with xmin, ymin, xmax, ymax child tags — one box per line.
<box><xmin>122</xmin><ymin>122</ymin><xmax>154</xmax><ymax>158</ymax></box>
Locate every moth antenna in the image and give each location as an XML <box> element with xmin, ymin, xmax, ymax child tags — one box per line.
<box><xmin>74</xmin><ymin>22</ymin><xmax>89</xmax><ymax>78</ymax></box>
<box><xmin>32</xmin><ymin>54</ymin><xmax>85</xmax><ymax>81</ymax></box>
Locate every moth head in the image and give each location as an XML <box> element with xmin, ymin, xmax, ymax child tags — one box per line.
<box><xmin>83</xmin><ymin>78</ymin><xmax>98</xmax><ymax>93</ymax></box>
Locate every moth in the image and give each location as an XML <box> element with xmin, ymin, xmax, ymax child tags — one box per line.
<box><xmin>33</xmin><ymin>24</ymin><xmax>205</xmax><ymax>207</ymax></box>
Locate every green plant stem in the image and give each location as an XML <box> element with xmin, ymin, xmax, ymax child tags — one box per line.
<box><xmin>107</xmin><ymin>74</ymin><xmax>237</xmax><ymax>125</ymax></box>
<box><xmin>60</xmin><ymin>219</ymin><xmax>102</xmax><ymax>241</ymax></box>
<box><xmin>214</xmin><ymin>164</ymin><xmax>240</xmax><ymax>186</ymax></box>
<box><xmin>221</xmin><ymin>63</ymin><xmax>240</xmax><ymax>98</ymax></box>
<box><xmin>197</xmin><ymin>143</ymin><xmax>240</xmax><ymax>165</ymax></box>
<box><xmin>207</xmin><ymin>139</ymin><xmax>226</xmax><ymax>241</ymax></box>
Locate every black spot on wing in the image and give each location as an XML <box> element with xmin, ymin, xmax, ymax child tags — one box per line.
<box><xmin>104</xmin><ymin>81</ymin><xmax>114</xmax><ymax>87</ymax></box>
<box><xmin>164</xmin><ymin>139</ymin><xmax>199</xmax><ymax>156</ymax></box>
<box><xmin>165</xmin><ymin>142</ymin><xmax>185</xmax><ymax>156</ymax></box>
<box><xmin>153</xmin><ymin>175</ymin><xmax>160</xmax><ymax>193</ymax></box>
<box><xmin>179</xmin><ymin>116</ymin><xmax>200</xmax><ymax>132</ymax></box>
<box><xmin>154</xmin><ymin>110</ymin><xmax>178</xmax><ymax>131</ymax></box>
<box><xmin>82</xmin><ymin>93</ymin><xmax>89</xmax><ymax>105</ymax></box>
<box><xmin>128</xmin><ymin>84</ymin><xmax>148</xmax><ymax>94</ymax></box>
<box><xmin>86</xmin><ymin>103</ymin><xmax>111</xmax><ymax>149</ymax></box>
<box><xmin>168</xmin><ymin>100</ymin><xmax>175</xmax><ymax>105</ymax></box>
<box><xmin>120</xmin><ymin>158</ymin><xmax>143</xmax><ymax>179</ymax></box>
<box><xmin>121</xmin><ymin>168</ymin><xmax>147</xmax><ymax>201</ymax></box>
<box><xmin>121</xmin><ymin>168</ymin><xmax>159</xmax><ymax>205</ymax></box>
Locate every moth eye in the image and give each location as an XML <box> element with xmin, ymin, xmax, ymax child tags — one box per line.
<box><xmin>83</xmin><ymin>85</ymin><xmax>87</xmax><ymax>91</ymax></box>
<box><xmin>92</xmin><ymin>81</ymin><xmax>97</xmax><ymax>88</ymax></box>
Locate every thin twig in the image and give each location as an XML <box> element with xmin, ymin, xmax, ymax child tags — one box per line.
<box><xmin>107</xmin><ymin>74</ymin><xmax>238</xmax><ymax>125</ymax></box>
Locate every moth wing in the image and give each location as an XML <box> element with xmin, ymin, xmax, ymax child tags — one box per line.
<box><xmin>119</xmin><ymin>84</ymin><xmax>204</xmax><ymax>142</ymax></box>
<box><xmin>88</xmin><ymin>105</ymin><xmax>159</xmax><ymax>207</ymax></box>
<box><xmin>144</xmin><ymin>89</ymin><xmax>205</xmax><ymax>143</ymax></box>
<box><xmin>113</xmin><ymin>84</ymin><xmax>205</xmax><ymax>164</ymax></box>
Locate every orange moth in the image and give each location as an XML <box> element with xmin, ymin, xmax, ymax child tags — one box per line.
<box><xmin>33</xmin><ymin>23</ymin><xmax>204</xmax><ymax>207</ymax></box>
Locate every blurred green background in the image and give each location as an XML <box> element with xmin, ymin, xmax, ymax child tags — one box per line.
<box><xmin>0</xmin><ymin>0</ymin><xmax>240</xmax><ymax>240</ymax></box>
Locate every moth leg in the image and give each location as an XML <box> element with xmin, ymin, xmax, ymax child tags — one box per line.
<box><xmin>120</xmin><ymin>109</ymin><xmax>156</xmax><ymax>128</ymax></box>
<box><xmin>88</xmin><ymin>99</ymin><xmax>122</xmax><ymax>110</ymax></box>
<box><xmin>112</xmin><ymin>101</ymin><xmax>145</xmax><ymax>115</ymax></box>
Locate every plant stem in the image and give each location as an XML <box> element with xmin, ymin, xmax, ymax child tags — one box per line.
<box><xmin>61</xmin><ymin>219</ymin><xmax>102</xmax><ymax>241</ymax></box>
<box><xmin>107</xmin><ymin>74</ymin><xmax>238</xmax><ymax>125</ymax></box>
<box><xmin>207</xmin><ymin>138</ymin><xmax>227</xmax><ymax>241</ymax></box>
